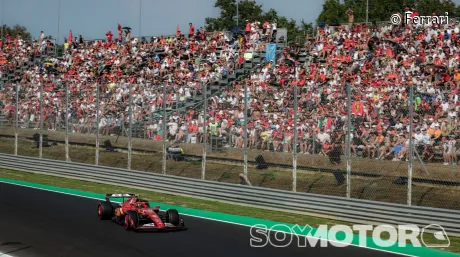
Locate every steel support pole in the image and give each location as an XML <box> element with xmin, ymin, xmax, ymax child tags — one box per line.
<box><xmin>243</xmin><ymin>82</ymin><xmax>248</xmax><ymax>177</ymax></box>
<box><xmin>293</xmin><ymin>85</ymin><xmax>298</xmax><ymax>192</ymax></box>
<box><xmin>139</xmin><ymin>0</ymin><xmax>142</xmax><ymax>37</ymax></box>
<box><xmin>408</xmin><ymin>83</ymin><xmax>414</xmax><ymax>206</ymax></box>
<box><xmin>201</xmin><ymin>81</ymin><xmax>207</xmax><ymax>180</ymax></box>
<box><xmin>57</xmin><ymin>0</ymin><xmax>61</xmax><ymax>45</ymax></box>
<box><xmin>366</xmin><ymin>0</ymin><xmax>369</xmax><ymax>24</ymax></box>
<box><xmin>162</xmin><ymin>83</ymin><xmax>167</xmax><ymax>174</ymax></box>
<box><xmin>312</xmin><ymin>131</ymin><xmax>316</xmax><ymax>155</ymax></box>
<box><xmin>39</xmin><ymin>83</ymin><xmax>43</xmax><ymax>158</ymax></box>
<box><xmin>65</xmin><ymin>82</ymin><xmax>69</xmax><ymax>161</ymax></box>
<box><xmin>1</xmin><ymin>0</ymin><xmax>4</xmax><ymax>40</ymax></box>
<box><xmin>14</xmin><ymin>83</ymin><xmax>19</xmax><ymax>155</ymax></box>
<box><xmin>346</xmin><ymin>82</ymin><xmax>352</xmax><ymax>198</ymax></box>
<box><xmin>127</xmin><ymin>83</ymin><xmax>133</xmax><ymax>170</ymax></box>
<box><xmin>236</xmin><ymin>0</ymin><xmax>239</xmax><ymax>26</ymax></box>
<box><xmin>95</xmin><ymin>83</ymin><xmax>100</xmax><ymax>165</ymax></box>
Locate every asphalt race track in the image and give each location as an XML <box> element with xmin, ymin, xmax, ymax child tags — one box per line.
<box><xmin>0</xmin><ymin>182</ymin><xmax>404</xmax><ymax>257</ymax></box>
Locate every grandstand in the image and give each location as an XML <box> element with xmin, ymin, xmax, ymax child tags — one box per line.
<box><xmin>0</xmin><ymin>19</ymin><xmax>459</xmax><ymax>163</ymax></box>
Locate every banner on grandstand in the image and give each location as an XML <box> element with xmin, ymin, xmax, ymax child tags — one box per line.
<box><xmin>266</xmin><ymin>44</ymin><xmax>277</xmax><ymax>64</ymax></box>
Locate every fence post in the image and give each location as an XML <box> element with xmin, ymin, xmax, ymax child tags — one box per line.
<box><xmin>408</xmin><ymin>83</ymin><xmax>414</xmax><ymax>206</ymax></box>
<box><xmin>243</xmin><ymin>81</ymin><xmax>248</xmax><ymax>178</ymax></box>
<box><xmin>127</xmin><ymin>83</ymin><xmax>133</xmax><ymax>170</ymax></box>
<box><xmin>452</xmin><ymin>146</ymin><xmax>456</xmax><ymax>177</ymax></box>
<box><xmin>312</xmin><ymin>130</ymin><xmax>316</xmax><ymax>155</ymax></box>
<box><xmin>346</xmin><ymin>81</ymin><xmax>352</xmax><ymax>198</ymax></box>
<box><xmin>14</xmin><ymin>84</ymin><xmax>19</xmax><ymax>155</ymax></box>
<box><xmin>95</xmin><ymin>83</ymin><xmax>100</xmax><ymax>166</ymax></box>
<box><xmin>162</xmin><ymin>82</ymin><xmax>167</xmax><ymax>174</ymax></box>
<box><xmin>176</xmin><ymin>92</ymin><xmax>179</xmax><ymax>114</ymax></box>
<box><xmin>293</xmin><ymin>85</ymin><xmax>298</xmax><ymax>192</ymax></box>
<box><xmin>65</xmin><ymin>82</ymin><xmax>70</xmax><ymax>162</ymax></box>
<box><xmin>39</xmin><ymin>82</ymin><xmax>43</xmax><ymax>159</ymax></box>
<box><xmin>201</xmin><ymin>81</ymin><xmax>207</xmax><ymax>180</ymax></box>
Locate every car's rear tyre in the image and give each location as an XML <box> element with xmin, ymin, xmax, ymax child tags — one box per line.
<box><xmin>165</xmin><ymin>209</ymin><xmax>180</xmax><ymax>226</ymax></box>
<box><xmin>124</xmin><ymin>210</ymin><xmax>138</xmax><ymax>230</ymax></box>
<box><xmin>98</xmin><ymin>202</ymin><xmax>113</xmax><ymax>220</ymax></box>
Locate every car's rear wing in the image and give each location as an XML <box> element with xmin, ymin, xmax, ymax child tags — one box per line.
<box><xmin>105</xmin><ymin>193</ymin><xmax>136</xmax><ymax>201</ymax></box>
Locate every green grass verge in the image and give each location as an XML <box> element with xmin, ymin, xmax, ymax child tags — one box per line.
<box><xmin>0</xmin><ymin>168</ymin><xmax>459</xmax><ymax>254</ymax></box>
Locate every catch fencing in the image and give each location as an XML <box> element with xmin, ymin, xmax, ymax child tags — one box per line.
<box><xmin>0</xmin><ymin>73</ymin><xmax>459</xmax><ymax>211</ymax></box>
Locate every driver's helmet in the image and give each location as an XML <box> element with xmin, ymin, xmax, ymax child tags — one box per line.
<box><xmin>135</xmin><ymin>199</ymin><xmax>150</xmax><ymax>208</ymax></box>
<box><xmin>114</xmin><ymin>208</ymin><xmax>122</xmax><ymax>217</ymax></box>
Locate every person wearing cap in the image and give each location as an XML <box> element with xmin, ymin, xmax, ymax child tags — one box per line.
<box><xmin>432</xmin><ymin>124</ymin><xmax>442</xmax><ymax>143</ymax></box>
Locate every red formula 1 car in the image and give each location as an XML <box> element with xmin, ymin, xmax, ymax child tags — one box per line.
<box><xmin>97</xmin><ymin>193</ymin><xmax>187</xmax><ymax>231</ymax></box>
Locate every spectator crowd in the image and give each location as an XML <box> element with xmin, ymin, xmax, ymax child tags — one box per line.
<box><xmin>0</xmin><ymin>13</ymin><xmax>459</xmax><ymax>166</ymax></box>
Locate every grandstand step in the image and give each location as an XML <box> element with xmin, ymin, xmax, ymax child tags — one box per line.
<box><xmin>219</xmin><ymin>79</ymin><xmax>228</xmax><ymax>86</ymax></box>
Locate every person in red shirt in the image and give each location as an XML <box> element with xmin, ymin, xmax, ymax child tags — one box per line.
<box><xmin>245</xmin><ymin>20</ymin><xmax>251</xmax><ymax>34</ymax></box>
<box><xmin>189</xmin><ymin>23</ymin><xmax>195</xmax><ymax>38</ymax></box>
<box><xmin>106</xmin><ymin>31</ymin><xmax>113</xmax><ymax>42</ymax></box>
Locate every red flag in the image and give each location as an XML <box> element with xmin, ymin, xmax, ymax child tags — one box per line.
<box><xmin>352</xmin><ymin>101</ymin><xmax>364</xmax><ymax>116</ymax></box>
<box><xmin>176</xmin><ymin>24</ymin><xmax>181</xmax><ymax>37</ymax></box>
<box><xmin>68</xmin><ymin>29</ymin><xmax>73</xmax><ymax>44</ymax></box>
<box><xmin>118</xmin><ymin>24</ymin><xmax>122</xmax><ymax>32</ymax></box>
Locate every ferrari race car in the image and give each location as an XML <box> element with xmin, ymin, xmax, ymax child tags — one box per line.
<box><xmin>97</xmin><ymin>193</ymin><xmax>187</xmax><ymax>231</ymax></box>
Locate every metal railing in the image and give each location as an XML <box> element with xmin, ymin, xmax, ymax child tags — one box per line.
<box><xmin>0</xmin><ymin>153</ymin><xmax>459</xmax><ymax>236</ymax></box>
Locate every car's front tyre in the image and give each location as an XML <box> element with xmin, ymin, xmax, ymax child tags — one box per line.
<box><xmin>124</xmin><ymin>210</ymin><xmax>138</xmax><ymax>230</ymax></box>
<box><xmin>165</xmin><ymin>209</ymin><xmax>180</xmax><ymax>226</ymax></box>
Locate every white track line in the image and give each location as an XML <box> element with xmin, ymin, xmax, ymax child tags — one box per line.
<box><xmin>0</xmin><ymin>181</ymin><xmax>415</xmax><ymax>257</ymax></box>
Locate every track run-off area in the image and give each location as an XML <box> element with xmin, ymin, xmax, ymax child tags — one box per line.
<box><xmin>0</xmin><ymin>179</ymin><xmax>456</xmax><ymax>257</ymax></box>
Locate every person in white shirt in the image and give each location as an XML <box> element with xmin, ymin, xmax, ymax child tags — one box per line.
<box><xmin>414</xmin><ymin>130</ymin><xmax>424</xmax><ymax>145</ymax></box>
<box><xmin>420</xmin><ymin>129</ymin><xmax>431</xmax><ymax>145</ymax></box>
<box><xmin>271</xmin><ymin>22</ymin><xmax>277</xmax><ymax>42</ymax></box>
<box><xmin>39</xmin><ymin>31</ymin><xmax>45</xmax><ymax>44</ymax></box>
<box><xmin>167</xmin><ymin>119</ymin><xmax>178</xmax><ymax>141</ymax></box>
<box><xmin>317</xmin><ymin>130</ymin><xmax>331</xmax><ymax>144</ymax></box>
